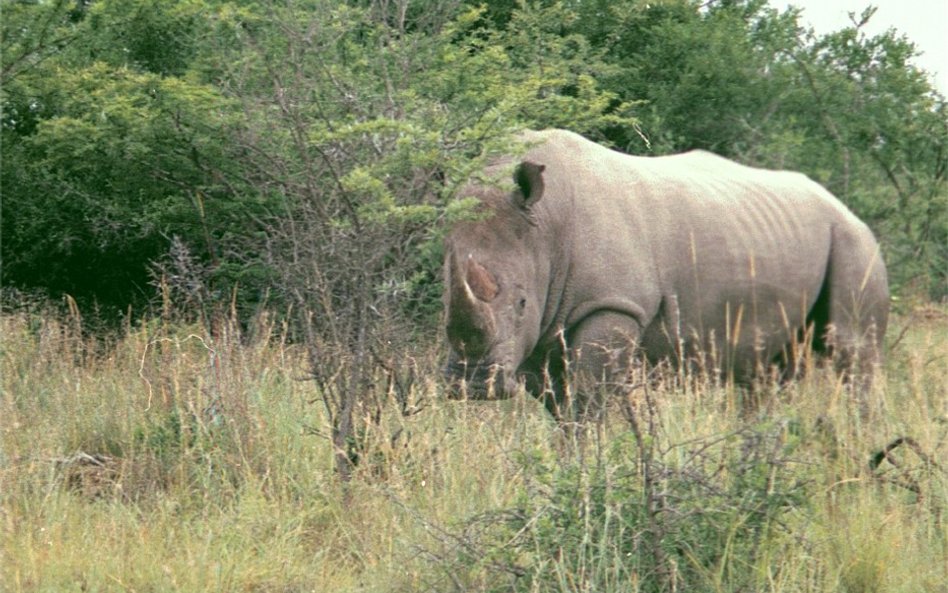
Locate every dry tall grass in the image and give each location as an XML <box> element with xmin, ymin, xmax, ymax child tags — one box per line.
<box><xmin>1</xmin><ymin>307</ymin><xmax>945</xmax><ymax>592</ymax></box>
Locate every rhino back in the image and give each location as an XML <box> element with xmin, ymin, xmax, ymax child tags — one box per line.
<box><xmin>524</xmin><ymin>130</ymin><xmax>875</xmax><ymax>371</ymax></box>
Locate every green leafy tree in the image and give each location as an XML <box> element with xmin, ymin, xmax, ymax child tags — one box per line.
<box><xmin>4</xmin><ymin>0</ymin><xmax>945</xmax><ymax>340</ymax></box>
<box><xmin>2</xmin><ymin>0</ymin><xmax>271</xmax><ymax>319</ymax></box>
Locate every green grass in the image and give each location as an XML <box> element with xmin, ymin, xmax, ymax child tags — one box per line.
<box><xmin>1</xmin><ymin>308</ymin><xmax>946</xmax><ymax>592</ymax></box>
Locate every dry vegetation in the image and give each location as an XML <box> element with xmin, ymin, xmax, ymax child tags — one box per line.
<box><xmin>1</xmin><ymin>306</ymin><xmax>946</xmax><ymax>592</ymax></box>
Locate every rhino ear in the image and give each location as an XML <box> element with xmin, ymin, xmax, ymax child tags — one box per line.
<box><xmin>513</xmin><ymin>161</ymin><xmax>545</xmax><ymax>210</ymax></box>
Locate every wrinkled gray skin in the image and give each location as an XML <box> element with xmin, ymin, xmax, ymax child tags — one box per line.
<box><xmin>443</xmin><ymin>129</ymin><xmax>889</xmax><ymax>419</ymax></box>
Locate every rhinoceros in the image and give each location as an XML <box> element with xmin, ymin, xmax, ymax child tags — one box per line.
<box><xmin>443</xmin><ymin>129</ymin><xmax>888</xmax><ymax>418</ymax></box>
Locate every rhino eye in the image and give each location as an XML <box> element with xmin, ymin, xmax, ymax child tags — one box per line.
<box><xmin>518</xmin><ymin>297</ymin><xmax>527</xmax><ymax>311</ymax></box>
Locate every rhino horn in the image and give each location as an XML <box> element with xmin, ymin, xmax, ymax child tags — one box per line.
<box><xmin>466</xmin><ymin>256</ymin><xmax>499</xmax><ymax>302</ymax></box>
<box><xmin>448</xmin><ymin>252</ymin><xmax>496</xmax><ymax>346</ymax></box>
<box><xmin>449</xmin><ymin>251</ymin><xmax>476</xmax><ymax>308</ymax></box>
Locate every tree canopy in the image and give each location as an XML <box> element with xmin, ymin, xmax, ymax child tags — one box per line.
<box><xmin>3</xmin><ymin>0</ymin><xmax>946</xmax><ymax>328</ymax></box>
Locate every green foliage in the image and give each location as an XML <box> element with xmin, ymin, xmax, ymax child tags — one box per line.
<box><xmin>2</xmin><ymin>58</ymin><xmax>258</xmax><ymax>316</ymax></box>
<box><xmin>83</xmin><ymin>0</ymin><xmax>209</xmax><ymax>76</ymax></box>
<box><xmin>2</xmin><ymin>0</ymin><xmax>946</xmax><ymax>319</ymax></box>
<box><xmin>567</xmin><ymin>0</ymin><xmax>787</xmax><ymax>154</ymax></box>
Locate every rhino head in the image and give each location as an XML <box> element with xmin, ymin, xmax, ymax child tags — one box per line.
<box><xmin>443</xmin><ymin>160</ymin><xmax>549</xmax><ymax>399</ymax></box>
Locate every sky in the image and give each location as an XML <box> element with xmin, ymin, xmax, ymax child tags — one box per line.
<box><xmin>783</xmin><ymin>0</ymin><xmax>948</xmax><ymax>95</ymax></box>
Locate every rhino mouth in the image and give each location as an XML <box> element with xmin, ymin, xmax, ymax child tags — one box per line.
<box><xmin>443</xmin><ymin>358</ymin><xmax>515</xmax><ymax>400</ymax></box>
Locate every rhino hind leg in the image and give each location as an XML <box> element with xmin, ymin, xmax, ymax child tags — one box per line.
<box><xmin>818</xmin><ymin>224</ymin><xmax>889</xmax><ymax>382</ymax></box>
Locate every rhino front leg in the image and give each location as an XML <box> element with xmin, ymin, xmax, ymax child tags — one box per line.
<box><xmin>549</xmin><ymin>311</ymin><xmax>642</xmax><ymax>422</ymax></box>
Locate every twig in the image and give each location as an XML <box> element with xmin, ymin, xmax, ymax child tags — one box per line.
<box><xmin>869</xmin><ymin>436</ymin><xmax>943</xmax><ymax>473</ymax></box>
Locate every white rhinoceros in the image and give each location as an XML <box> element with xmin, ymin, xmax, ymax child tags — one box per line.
<box><xmin>444</xmin><ymin>129</ymin><xmax>888</xmax><ymax>418</ymax></box>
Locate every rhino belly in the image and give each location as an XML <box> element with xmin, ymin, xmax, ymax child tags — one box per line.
<box><xmin>640</xmin><ymin>265</ymin><xmax>825</xmax><ymax>379</ymax></box>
